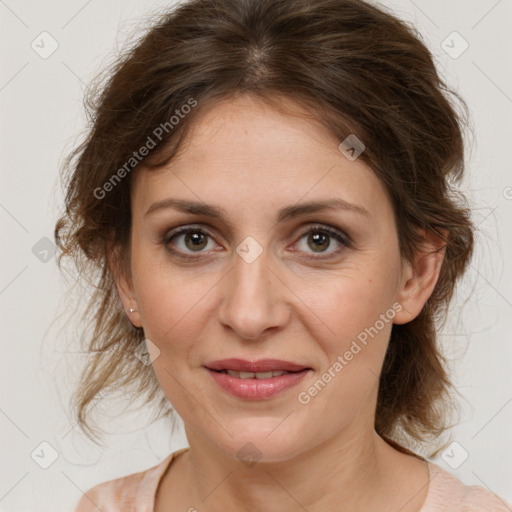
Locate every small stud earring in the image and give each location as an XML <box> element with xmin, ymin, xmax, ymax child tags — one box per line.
<box><xmin>128</xmin><ymin>308</ymin><xmax>137</xmax><ymax>314</ymax></box>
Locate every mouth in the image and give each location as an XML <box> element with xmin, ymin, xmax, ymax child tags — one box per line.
<box><xmin>205</xmin><ymin>358</ymin><xmax>311</xmax><ymax>373</ymax></box>
<box><xmin>204</xmin><ymin>358</ymin><xmax>312</xmax><ymax>400</ymax></box>
<box><xmin>210</xmin><ymin>369</ymin><xmax>299</xmax><ymax>379</ymax></box>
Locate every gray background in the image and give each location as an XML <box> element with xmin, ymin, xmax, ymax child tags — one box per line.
<box><xmin>0</xmin><ymin>0</ymin><xmax>511</xmax><ymax>510</ymax></box>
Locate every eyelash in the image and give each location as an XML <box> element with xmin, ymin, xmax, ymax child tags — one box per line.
<box><xmin>162</xmin><ymin>224</ymin><xmax>350</xmax><ymax>261</ymax></box>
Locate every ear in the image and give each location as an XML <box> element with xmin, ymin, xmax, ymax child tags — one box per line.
<box><xmin>393</xmin><ymin>227</ymin><xmax>447</xmax><ymax>325</ymax></box>
<box><xmin>107</xmin><ymin>240</ymin><xmax>143</xmax><ymax>328</ymax></box>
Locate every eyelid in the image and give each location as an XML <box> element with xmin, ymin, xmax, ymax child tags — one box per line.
<box><xmin>296</xmin><ymin>223</ymin><xmax>351</xmax><ymax>245</ymax></box>
<box><xmin>162</xmin><ymin>224</ymin><xmax>217</xmax><ymax>248</ymax></box>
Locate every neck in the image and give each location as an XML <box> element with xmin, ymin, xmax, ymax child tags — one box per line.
<box><xmin>169</xmin><ymin>425</ymin><xmax>429</xmax><ymax>512</ymax></box>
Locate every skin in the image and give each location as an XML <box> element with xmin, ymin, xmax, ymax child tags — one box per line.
<box><xmin>111</xmin><ymin>94</ymin><xmax>446</xmax><ymax>512</ymax></box>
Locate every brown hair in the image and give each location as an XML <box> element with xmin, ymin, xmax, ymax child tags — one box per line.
<box><xmin>54</xmin><ymin>0</ymin><xmax>474</xmax><ymax>455</ymax></box>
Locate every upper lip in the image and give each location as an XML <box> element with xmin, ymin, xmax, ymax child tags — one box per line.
<box><xmin>205</xmin><ymin>358</ymin><xmax>310</xmax><ymax>372</ymax></box>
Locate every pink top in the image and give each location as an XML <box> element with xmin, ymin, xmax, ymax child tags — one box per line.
<box><xmin>74</xmin><ymin>447</ymin><xmax>511</xmax><ymax>511</ymax></box>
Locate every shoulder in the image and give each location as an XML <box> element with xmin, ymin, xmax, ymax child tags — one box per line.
<box><xmin>423</xmin><ymin>461</ymin><xmax>512</xmax><ymax>512</ymax></box>
<box><xmin>73</xmin><ymin>450</ymin><xmax>182</xmax><ymax>512</ymax></box>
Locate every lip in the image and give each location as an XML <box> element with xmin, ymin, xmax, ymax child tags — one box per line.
<box><xmin>205</xmin><ymin>358</ymin><xmax>310</xmax><ymax>373</ymax></box>
<box><xmin>204</xmin><ymin>359</ymin><xmax>312</xmax><ymax>400</ymax></box>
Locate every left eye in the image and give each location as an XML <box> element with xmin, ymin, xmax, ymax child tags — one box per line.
<box><xmin>295</xmin><ymin>226</ymin><xmax>348</xmax><ymax>255</ymax></box>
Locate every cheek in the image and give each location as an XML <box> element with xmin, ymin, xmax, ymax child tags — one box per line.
<box><xmin>293</xmin><ymin>275</ymin><xmax>396</xmax><ymax>423</ymax></box>
<box><xmin>133</xmin><ymin>257</ymin><xmax>219</xmax><ymax>352</ymax></box>
<box><xmin>297</xmin><ymin>265</ymin><xmax>396</xmax><ymax>347</ymax></box>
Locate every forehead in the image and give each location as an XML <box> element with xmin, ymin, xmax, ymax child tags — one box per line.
<box><xmin>131</xmin><ymin>95</ymin><xmax>391</xmax><ymax>223</ymax></box>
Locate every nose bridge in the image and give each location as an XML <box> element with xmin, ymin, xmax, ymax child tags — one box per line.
<box><xmin>219</xmin><ymin>236</ymin><xmax>288</xmax><ymax>339</ymax></box>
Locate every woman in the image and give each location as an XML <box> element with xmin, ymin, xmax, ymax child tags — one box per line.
<box><xmin>55</xmin><ymin>0</ymin><xmax>511</xmax><ymax>510</ymax></box>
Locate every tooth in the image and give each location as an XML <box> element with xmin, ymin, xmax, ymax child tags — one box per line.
<box><xmin>255</xmin><ymin>371</ymin><xmax>273</xmax><ymax>379</ymax></box>
<box><xmin>224</xmin><ymin>370</ymin><xmax>289</xmax><ymax>379</ymax></box>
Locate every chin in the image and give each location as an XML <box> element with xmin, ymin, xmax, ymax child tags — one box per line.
<box><xmin>211</xmin><ymin>421</ymin><xmax>306</xmax><ymax>464</ymax></box>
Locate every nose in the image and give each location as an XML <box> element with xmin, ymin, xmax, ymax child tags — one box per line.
<box><xmin>218</xmin><ymin>244</ymin><xmax>291</xmax><ymax>341</ymax></box>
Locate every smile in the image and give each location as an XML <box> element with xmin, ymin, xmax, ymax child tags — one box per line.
<box><xmin>214</xmin><ymin>369</ymin><xmax>290</xmax><ymax>379</ymax></box>
<box><xmin>205</xmin><ymin>366</ymin><xmax>311</xmax><ymax>400</ymax></box>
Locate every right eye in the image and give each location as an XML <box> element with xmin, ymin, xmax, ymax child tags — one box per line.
<box><xmin>163</xmin><ymin>225</ymin><xmax>218</xmax><ymax>259</ymax></box>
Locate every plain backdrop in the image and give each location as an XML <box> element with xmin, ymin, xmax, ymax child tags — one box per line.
<box><xmin>1</xmin><ymin>0</ymin><xmax>511</xmax><ymax>510</ymax></box>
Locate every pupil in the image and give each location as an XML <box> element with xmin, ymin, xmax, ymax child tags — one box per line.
<box><xmin>309</xmin><ymin>232</ymin><xmax>328</xmax><ymax>252</ymax></box>
<box><xmin>186</xmin><ymin>232</ymin><xmax>207</xmax><ymax>250</ymax></box>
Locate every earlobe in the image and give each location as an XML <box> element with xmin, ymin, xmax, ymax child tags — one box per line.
<box><xmin>393</xmin><ymin>228</ymin><xmax>447</xmax><ymax>325</ymax></box>
<box><xmin>107</xmin><ymin>241</ymin><xmax>143</xmax><ymax>328</ymax></box>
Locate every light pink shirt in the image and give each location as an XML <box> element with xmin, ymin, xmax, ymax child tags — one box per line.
<box><xmin>74</xmin><ymin>447</ymin><xmax>512</xmax><ymax>511</ymax></box>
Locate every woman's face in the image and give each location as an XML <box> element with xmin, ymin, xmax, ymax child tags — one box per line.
<box><xmin>116</xmin><ymin>94</ymin><xmax>429</xmax><ymax>462</ymax></box>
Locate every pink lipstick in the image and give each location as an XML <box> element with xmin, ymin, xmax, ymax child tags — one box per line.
<box><xmin>204</xmin><ymin>358</ymin><xmax>311</xmax><ymax>400</ymax></box>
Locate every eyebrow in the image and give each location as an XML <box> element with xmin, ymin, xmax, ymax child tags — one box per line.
<box><xmin>144</xmin><ymin>197</ymin><xmax>371</xmax><ymax>226</ymax></box>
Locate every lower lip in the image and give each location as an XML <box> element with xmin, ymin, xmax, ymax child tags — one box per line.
<box><xmin>206</xmin><ymin>368</ymin><xmax>310</xmax><ymax>400</ymax></box>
